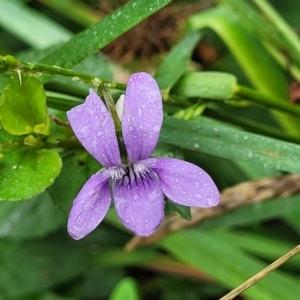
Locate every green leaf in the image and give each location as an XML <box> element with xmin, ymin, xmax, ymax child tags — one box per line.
<box><xmin>0</xmin><ymin>147</ymin><xmax>62</xmax><ymax>201</ymax></box>
<box><xmin>0</xmin><ymin>191</ymin><xmax>64</xmax><ymax>240</ymax></box>
<box><xmin>161</xmin><ymin>116</ymin><xmax>300</xmax><ymax>173</ymax></box>
<box><xmin>40</xmin><ymin>0</ymin><xmax>172</xmax><ymax>68</ymax></box>
<box><xmin>222</xmin><ymin>230</ymin><xmax>300</xmax><ymax>268</ymax></box>
<box><xmin>46</xmin><ymin>91</ymin><xmax>83</xmax><ymax>112</ymax></box>
<box><xmin>0</xmin><ymin>235</ymin><xmax>89</xmax><ymax>298</ymax></box>
<box><xmin>0</xmin><ymin>124</ymin><xmax>22</xmax><ymax>145</ymax></box>
<box><xmin>253</xmin><ymin>0</ymin><xmax>300</xmax><ymax>62</ymax></box>
<box><xmin>0</xmin><ymin>0</ymin><xmax>72</xmax><ymax>49</ymax></box>
<box><xmin>171</xmin><ymin>71</ymin><xmax>237</xmax><ymax>100</ymax></box>
<box><xmin>0</xmin><ymin>73</ymin><xmax>49</xmax><ymax>135</ymax></box>
<box><xmin>94</xmin><ymin>248</ymin><xmax>157</xmax><ymax>268</ymax></box>
<box><xmin>160</xmin><ymin>229</ymin><xmax>300</xmax><ymax>300</ymax></box>
<box><xmin>109</xmin><ymin>278</ymin><xmax>139</xmax><ymax>300</ymax></box>
<box><xmin>155</xmin><ymin>32</ymin><xmax>202</xmax><ymax>92</ymax></box>
<box><xmin>200</xmin><ymin>194</ymin><xmax>300</xmax><ymax>230</ymax></box>
<box><xmin>6</xmin><ymin>292</ymin><xmax>79</xmax><ymax>300</ymax></box>
<box><xmin>165</xmin><ymin>201</ymin><xmax>191</xmax><ymax>220</ymax></box>
<box><xmin>187</xmin><ymin>5</ymin><xmax>300</xmax><ymax>135</ymax></box>
<box><xmin>48</xmin><ymin>154</ymin><xmax>100</xmax><ymax>213</ymax></box>
<box><xmin>187</xmin><ymin>6</ymin><xmax>288</xmax><ymax>98</ymax></box>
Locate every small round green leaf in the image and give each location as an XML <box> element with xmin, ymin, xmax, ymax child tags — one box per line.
<box><xmin>0</xmin><ymin>73</ymin><xmax>50</xmax><ymax>135</ymax></box>
<box><xmin>0</xmin><ymin>147</ymin><xmax>62</xmax><ymax>200</ymax></box>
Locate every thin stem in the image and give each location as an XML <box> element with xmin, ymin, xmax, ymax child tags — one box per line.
<box><xmin>98</xmin><ymin>83</ymin><xmax>128</xmax><ymax>164</ymax></box>
<box><xmin>0</xmin><ymin>55</ymin><xmax>126</xmax><ymax>90</ymax></box>
<box><xmin>20</xmin><ymin>61</ymin><xmax>126</xmax><ymax>90</ymax></box>
<box><xmin>220</xmin><ymin>244</ymin><xmax>300</xmax><ymax>300</ymax></box>
<box><xmin>236</xmin><ymin>85</ymin><xmax>300</xmax><ymax>118</ymax></box>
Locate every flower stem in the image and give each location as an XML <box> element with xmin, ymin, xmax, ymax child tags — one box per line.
<box><xmin>0</xmin><ymin>54</ymin><xmax>126</xmax><ymax>90</ymax></box>
<box><xmin>97</xmin><ymin>83</ymin><xmax>128</xmax><ymax>164</ymax></box>
<box><xmin>236</xmin><ymin>85</ymin><xmax>300</xmax><ymax>118</ymax></box>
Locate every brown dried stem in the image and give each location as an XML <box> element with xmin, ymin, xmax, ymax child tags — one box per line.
<box><xmin>125</xmin><ymin>174</ymin><xmax>300</xmax><ymax>251</ymax></box>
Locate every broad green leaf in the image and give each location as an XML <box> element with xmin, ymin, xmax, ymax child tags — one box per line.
<box><xmin>152</xmin><ymin>142</ymin><xmax>184</xmax><ymax>159</ymax></box>
<box><xmin>155</xmin><ymin>32</ymin><xmax>202</xmax><ymax>92</ymax></box>
<box><xmin>46</xmin><ymin>91</ymin><xmax>83</xmax><ymax>112</ymax></box>
<box><xmin>160</xmin><ymin>229</ymin><xmax>300</xmax><ymax>300</ymax></box>
<box><xmin>0</xmin><ymin>0</ymin><xmax>72</xmax><ymax>49</ymax></box>
<box><xmin>218</xmin><ymin>0</ymin><xmax>300</xmax><ymax>82</ymax></box>
<box><xmin>187</xmin><ymin>5</ymin><xmax>300</xmax><ymax>135</ymax></box>
<box><xmin>0</xmin><ymin>235</ymin><xmax>89</xmax><ymax>298</ymax></box>
<box><xmin>0</xmin><ymin>73</ymin><xmax>49</xmax><ymax>135</ymax></box>
<box><xmin>0</xmin><ymin>147</ymin><xmax>62</xmax><ymax>201</ymax></box>
<box><xmin>48</xmin><ymin>154</ymin><xmax>100</xmax><ymax>214</ymax></box>
<box><xmin>222</xmin><ymin>230</ymin><xmax>300</xmax><ymax>268</ymax></box>
<box><xmin>200</xmin><ymin>194</ymin><xmax>300</xmax><ymax>230</ymax></box>
<box><xmin>187</xmin><ymin>6</ymin><xmax>288</xmax><ymax>97</ymax></box>
<box><xmin>0</xmin><ymin>191</ymin><xmax>64</xmax><ymax>240</ymax></box>
<box><xmin>0</xmin><ymin>124</ymin><xmax>22</xmax><ymax>144</ymax></box>
<box><xmin>161</xmin><ymin>116</ymin><xmax>300</xmax><ymax>173</ymax></box>
<box><xmin>40</xmin><ymin>0</ymin><xmax>172</xmax><ymax>68</ymax></box>
<box><xmin>284</xmin><ymin>211</ymin><xmax>300</xmax><ymax>236</ymax></box>
<box><xmin>226</xmin><ymin>0</ymin><xmax>300</xmax><ymax>65</ymax></box>
<box><xmin>0</xmin><ymin>73</ymin><xmax>9</xmax><ymax>91</ymax></box>
<box><xmin>171</xmin><ymin>71</ymin><xmax>237</xmax><ymax>100</ymax></box>
<box><xmin>41</xmin><ymin>0</ymin><xmax>97</xmax><ymax>27</ymax></box>
<box><xmin>109</xmin><ymin>278</ymin><xmax>139</xmax><ymax>300</ymax></box>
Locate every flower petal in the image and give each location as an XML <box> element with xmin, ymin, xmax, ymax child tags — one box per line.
<box><xmin>122</xmin><ymin>72</ymin><xmax>163</xmax><ymax>161</ymax></box>
<box><xmin>146</xmin><ymin>158</ymin><xmax>220</xmax><ymax>207</ymax></box>
<box><xmin>67</xmin><ymin>89</ymin><xmax>121</xmax><ymax>167</ymax></box>
<box><xmin>113</xmin><ymin>169</ymin><xmax>164</xmax><ymax>236</ymax></box>
<box><xmin>67</xmin><ymin>170</ymin><xmax>111</xmax><ymax>240</ymax></box>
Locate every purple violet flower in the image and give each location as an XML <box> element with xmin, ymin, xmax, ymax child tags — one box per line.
<box><xmin>67</xmin><ymin>72</ymin><xmax>219</xmax><ymax>239</ymax></box>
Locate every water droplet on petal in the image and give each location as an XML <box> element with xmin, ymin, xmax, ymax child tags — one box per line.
<box><xmin>153</xmin><ymin>125</ymin><xmax>160</xmax><ymax>132</ymax></box>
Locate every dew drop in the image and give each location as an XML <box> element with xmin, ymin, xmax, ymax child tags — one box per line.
<box><xmin>153</xmin><ymin>125</ymin><xmax>160</xmax><ymax>132</ymax></box>
<box><xmin>88</xmin><ymin>189</ymin><xmax>95</xmax><ymax>196</ymax></box>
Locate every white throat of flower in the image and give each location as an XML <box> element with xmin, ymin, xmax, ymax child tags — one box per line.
<box><xmin>110</xmin><ymin>162</ymin><xmax>149</xmax><ymax>182</ymax></box>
